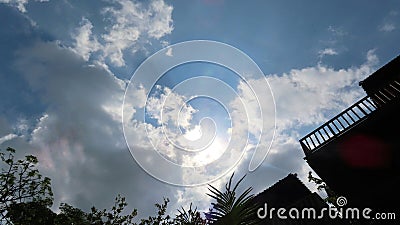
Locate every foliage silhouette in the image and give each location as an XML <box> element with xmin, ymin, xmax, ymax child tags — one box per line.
<box><xmin>308</xmin><ymin>171</ymin><xmax>339</xmax><ymax>207</ymax></box>
<box><xmin>175</xmin><ymin>203</ymin><xmax>206</xmax><ymax>225</ymax></box>
<box><xmin>88</xmin><ymin>194</ymin><xmax>137</xmax><ymax>225</ymax></box>
<box><xmin>7</xmin><ymin>200</ymin><xmax>56</xmax><ymax>225</ymax></box>
<box><xmin>0</xmin><ymin>147</ymin><xmax>53</xmax><ymax>224</ymax></box>
<box><xmin>205</xmin><ymin>173</ymin><xmax>260</xmax><ymax>225</ymax></box>
<box><xmin>1</xmin><ymin>148</ymin><xmax>262</xmax><ymax>225</ymax></box>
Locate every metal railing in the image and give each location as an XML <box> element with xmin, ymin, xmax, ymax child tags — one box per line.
<box><xmin>300</xmin><ymin>79</ymin><xmax>400</xmax><ymax>155</ymax></box>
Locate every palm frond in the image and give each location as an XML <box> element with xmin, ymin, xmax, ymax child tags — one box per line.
<box><xmin>205</xmin><ymin>173</ymin><xmax>261</xmax><ymax>225</ymax></box>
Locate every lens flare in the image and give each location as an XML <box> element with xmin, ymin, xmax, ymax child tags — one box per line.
<box><xmin>122</xmin><ymin>40</ymin><xmax>276</xmax><ymax>186</ymax></box>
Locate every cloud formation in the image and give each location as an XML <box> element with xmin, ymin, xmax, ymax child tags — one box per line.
<box><xmin>71</xmin><ymin>18</ymin><xmax>102</xmax><ymax>61</ymax></box>
<box><xmin>1</xmin><ymin>41</ymin><xmax>182</xmax><ymax>217</ymax></box>
<box><xmin>0</xmin><ymin>0</ymin><xmax>48</xmax><ymax>13</ymax></box>
<box><xmin>1</xmin><ymin>0</ymin><xmax>392</xmax><ymax>218</ymax></box>
<box><xmin>270</xmin><ymin>51</ymin><xmax>377</xmax><ymax>131</ymax></box>
<box><xmin>0</xmin><ymin>33</ymin><xmax>381</xmax><ymax>217</ymax></box>
<box><xmin>318</xmin><ymin>48</ymin><xmax>338</xmax><ymax>58</ymax></box>
<box><xmin>140</xmin><ymin>50</ymin><xmax>380</xmax><ymax>211</ymax></box>
<box><xmin>380</xmin><ymin>23</ymin><xmax>396</xmax><ymax>32</ymax></box>
<box><xmin>70</xmin><ymin>0</ymin><xmax>174</xmax><ymax>67</ymax></box>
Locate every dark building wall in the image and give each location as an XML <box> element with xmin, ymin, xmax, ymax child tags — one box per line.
<box><xmin>359</xmin><ymin>55</ymin><xmax>400</xmax><ymax>96</ymax></box>
<box><xmin>252</xmin><ymin>174</ymin><xmax>343</xmax><ymax>225</ymax></box>
<box><xmin>305</xmin><ymin>96</ymin><xmax>400</xmax><ymax>210</ymax></box>
<box><xmin>252</xmin><ymin>174</ymin><xmax>313</xmax><ymax>208</ymax></box>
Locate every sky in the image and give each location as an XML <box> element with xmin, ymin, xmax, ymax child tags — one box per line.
<box><xmin>0</xmin><ymin>0</ymin><xmax>400</xmax><ymax>219</ymax></box>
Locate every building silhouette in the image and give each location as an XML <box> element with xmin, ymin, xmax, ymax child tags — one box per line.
<box><xmin>252</xmin><ymin>173</ymin><xmax>342</xmax><ymax>225</ymax></box>
<box><xmin>299</xmin><ymin>55</ymin><xmax>400</xmax><ymax>212</ymax></box>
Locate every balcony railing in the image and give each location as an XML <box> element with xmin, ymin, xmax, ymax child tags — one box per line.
<box><xmin>369</xmin><ymin>80</ymin><xmax>400</xmax><ymax>107</ymax></box>
<box><xmin>300</xmin><ymin>79</ymin><xmax>400</xmax><ymax>156</ymax></box>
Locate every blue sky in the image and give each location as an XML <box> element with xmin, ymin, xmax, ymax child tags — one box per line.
<box><xmin>1</xmin><ymin>0</ymin><xmax>400</xmax><ymax>219</ymax></box>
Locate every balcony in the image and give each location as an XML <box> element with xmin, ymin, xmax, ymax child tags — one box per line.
<box><xmin>300</xmin><ymin>79</ymin><xmax>400</xmax><ymax>156</ymax></box>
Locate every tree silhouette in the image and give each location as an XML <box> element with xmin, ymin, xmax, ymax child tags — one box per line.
<box><xmin>55</xmin><ymin>202</ymin><xmax>91</xmax><ymax>225</ymax></box>
<box><xmin>87</xmin><ymin>194</ymin><xmax>137</xmax><ymax>225</ymax></box>
<box><xmin>7</xmin><ymin>200</ymin><xmax>56</xmax><ymax>225</ymax></box>
<box><xmin>0</xmin><ymin>147</ymin><xmax>53</xmax><ymax>224</ymax></box>
<box><xmin>1</xmin><ymin>147</ymin><xmax>262</xmax><ymax>225</ymax></box>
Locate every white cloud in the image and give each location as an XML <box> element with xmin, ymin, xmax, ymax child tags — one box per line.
<box><xmin>318</xmin><ymin>48</ymin><xmax>338</xmax><ymax>58</ymax></box>
<box><xmin>224</xmin><ymin>60</ymin><xmax>373</xmax><ymax>173</ymax></box>
<box><xmin>68</xmin><ymin>0</ymin><xmax>174</xmax><ymax>67</ymax></box>
<box><xmin>4</xmin><ymin>0</ymin><xmax>174</xmax><ymax>68</ymax></box>
<box><xmin>379</xmin><ymin>23</ymin><xmax>396</xmax><ymax>32</ymax></box>
<box><xmin>217</xmin><ymin>50</ymin><xmax>379</xmax><ymax>193</ymax></box>
<box><xmin>139</xmin><ymin>86</ymin><xmax>231</xmax><ymax>168</ymax></box>
<box><xmin>270</xmin><ymin>51</ymin><xmax>376</xmax><ymax>147</ymax></box>
<box><xmin>2</xmin><ymin>31</ymin><xmax>381</xmax><ymax>217</ymax></box>
<box><xmin>366</xmin><ymin>49</ymin><xmax>379</xmax><ymax>65</ymax></box>
<box><xmin>122</xmin><ymin>49</ymin><xmax>379</xmax><ymax>196</ymax></box>
<box><xmin>194</xmin><ymin>50</ymin><xmax>381</xmax><ymax>207</ymax></box>
<box><xmin>146</xmin><ymin>86</ymin><xmax>197</xmax><ymax>129</ymax></box>
<box><xmin>328</xmin><ymin>25</ymin><xmax>347</xmax><ymax>37</ymax></box>
<box><xmin>269</xmin><ymin>51</ymin><xmax>377</xmax><ymax>131</ymax></box>
<box><xmin>100</xmin><ymin>0</ymin><xmax>174</xmax><ymax>66</ymax></box>
<box><xmin>0</xmin><ymin>0</ymin><xmax>48</xmax><ymax>13</ymax></box>
<box><xmin>379</xmin><ymin>10</ymin><xmax>398</xmax><ymax>33</ymax></box>
<box><xmin>146</xmin><ymin>0</ymin><xmax>174</xmax><ymax>39</ymax></box>
<box><xmin>0</xmin><ymin>133</ymin><xmax>18</xmax><ymax>145</ymax></box>
<box><xmin>2</xmin><ymin>0</ymin><xmax>392</xmax><ymax>218</ymax></box>
<box><xmin>94</xmin><ymin>48</ymin><xmax>381</xmax><ymax>214</ymax></box>
<box><xmin>11</xmin><ymin>41</ymin><xmax>178</xmax><ymax>214</ymax></box>
<box><xmin>70</xmin><ymin>18</ymin><xmax>101</xmax><ymax>61</ymax></box>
